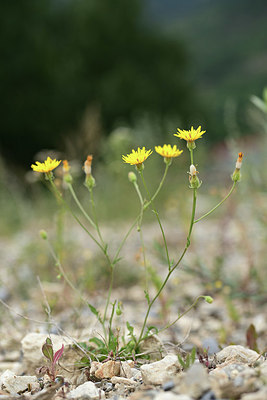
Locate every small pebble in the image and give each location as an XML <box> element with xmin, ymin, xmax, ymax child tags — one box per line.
<box><xmin>102</xmin><ymin>381</ymin><xmax>114</xmax><ymax>392</ymax></box>
<box><xmin>162</xmin><ymin>380</ymin><xmax>175</xmax><ymax>391</ymax></box>
<box><xmin>200</xmin><ymin>390</ymin><xmax>216</xmax><ymax>400</ymax></box>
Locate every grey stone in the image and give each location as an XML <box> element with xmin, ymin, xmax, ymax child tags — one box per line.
<box><xmin>200</xmin><ymin>390</ymin><xmax>216</xmax><ymax>400</ymax></box>
<box><xmin>162</xmin><ymin>380</ymin><xmax>175</xmax><ymax>391</ymax></box>
<box><xmin>202</xmin><ymin>338</ymin><xmax>220</xmax><ymax>355</ymax></box>
<box><xmin>179</xmin><ymin>364</ymin><xmax>210</xmax><ymax>398</ymax></box>
<box><xmin>141</xmin><ymin>355</ymin><xmax>181</xmax><ymax>385</ymax></box>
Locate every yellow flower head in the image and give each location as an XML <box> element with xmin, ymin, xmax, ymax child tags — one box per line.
<box><xmin>31</xmin><ymin>156</ymin><xmax>61</xmax><ymax>173</ymax></box>
<box><xmin>155</xmin><ymin>144</ymin><xmax>183</xmax><ymax>158</ymax></box>
<box><xmin>174</xmin><ymin>126</ymin><xmax>206</xmax><ymax>143</ymax></box>
<box><xmin>122</xmin><ymin>147</ymin><xmax>152</xmax><ymax>166</ymax></box>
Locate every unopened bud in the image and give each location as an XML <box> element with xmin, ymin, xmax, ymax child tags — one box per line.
<box><xmin>40</xmin><ymin>230</ymin><xmax>48</xmax><ymax>240</ymax></box>
<box><xmin>189</xmin><ymin>164</ymin><xmax>201</xmax><ymax>189</ymax></box>
<box><xmin>116</xmin><ymin>301</ymin><xmax>123</xmax><ymax>316</ymax></box>
<box><xmin>231</xmin><ymin>152</ymin><xmax>243</xmax><ymax>182</ymax></box>
<box><xmin>128</xmin><ymin>171</ymin><xmax>137</xmax><ymax>183</ymax></box>
<box><xmin>204</xmin><ymin>296</ymin><xmax>214</xmax><ymax>304</ymax></box>
<box><xmin>190</xmin><ymin>164</ymin><xmax>197</xmax><ymax>176</ymax></box>
<box><xmin>85</xmin><ymin>174</ymin><xmax>95</xmax><ymax>190</ymax></box>
<box><xmin>62</xmin><ymin>160</ymin><xmax>70</xmax><ymax>173</ymax></box>
<box><xmin>62</xmin><ymin>160</ymin><xmax>73</xmax><ymax>184</ymax></box>
<box><xmin>83</xmin><ymin>155</ymin><xmax>93</xmax><ymax>176</ymax></box>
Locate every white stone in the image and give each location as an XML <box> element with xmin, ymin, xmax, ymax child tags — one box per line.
<box><xmin>259</xmin><ymin>360</ymin><xmax>267</xmax><ymax>378</ymax></box>
<box><xmin>155</xmin><ymin>394</ymin><xmax>192</xmax><ymax>400</ymax></box>
<box><xmin>140</xmin><ymin>355</ymin><xmax>181</xmax><ymax>385</ymax></box>
<box><xmin>216</xmin><ymin>345</ymin><xmax>263</xmax><ymax>365</ymax></box>
<box><xmin>0</xmin><ymin>369</ymin><xmax>39</xmax><ymax>394</ymax></box>
<box><xmin>67</xmin><ymin>381</ymin><xmax>105</xmax><ymax>399</ymax></box>
<box><xmin>111</xmin><ymin>376</ymin><xmax>137</xmax><ymax>386</ymax></box>
<box><xmin>120</xmin><ymin>361</ymin><xmax>133</xmax><ymax>378</ymax></box>
<box><xmin>241</xmin><ymin>388</ymin><xmax>267</xmax><ymax>400</ymax></box>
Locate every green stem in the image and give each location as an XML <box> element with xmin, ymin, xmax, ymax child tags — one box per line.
<box><xmin>159</xmin><ymin>296</ymin><xmax>205</xmax><ymax>332</ymax></box>
<box><xmin>108</xmin><ymin>301</ymin><xmax>116</xmax><ymax>344</ymax></box>
<box><xmin>46</xmin><ymin>240</ymin><xmax>87</xmax><ymax>304</ymax></box>
<box><xmin>48</xmin><ymin>179</ymin><xmax>104</xmax><ymax>251</ymax></box>
<box><xmin>103</xmin><ymin>266</ymin><xmax>114</xmax><ymax>326</ymax></box>
<box><xmin>68</xmin><ymin>183</ymin><xmax>96</xmax><ymax>229</ymax></box>
<box><xmin>112</xmin><ymin>216</ymin><xmax>140</xmax><ymax>264</ymax></box>
<box><xmin>147</xmin><ymin>163</ymin><xmax>169</xmax><ymax>206</ymax></box>
<box><xmin>189</xmin><ymin>148</ymin><xmax>194</xmax><ymax>165</ymax></box>
<box><xmin>194</xmin><ymin>182</ymin><xmax>237</xmax><ymax>223</ymax></box>
<box><xmin>136</xmin><ymin>153</ymin><xmax>198</xmax><ymax>347</ymax></box>
<box><xmin>133</xmin><ymin>180</ymin><xmax>149</xmax><ymax>294</ymax></box>
<box><xmin>140</xmin><ymin>170</ymin><xmax>171</xmax><ymax>268</ymax></box>
<box><xmin>187</xmin><ymin>189</ymin><xmax>197</xmax><ymax>246</ymax></box>
<box><xmin>112</xmin><ymin>165</ymin><xmax>169</xmax><ymax>264</ymax></box>
<box><xmin>88</xmin><ymin>187</ymin><xmax>105</xmax><ymax>246</ymax></box>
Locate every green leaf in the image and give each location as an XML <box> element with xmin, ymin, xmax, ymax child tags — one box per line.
<box><xmin>88</xmin><ymin>303</ymin><xmax>103</xmax><ymax>324</ymax></box>
<box><xmin>190</xmin><ymin>347</ymin><xmax>196</xmax><ymax>364</ymax></box>
<box><xmin>89</xmin><ymin>337</ymin><xmax>105</xmax><ymax>349</ymax></box>
<box><xmin>42</xmin><ymin>338</ymin><xmax>54</xmax><ymax>362</ymax></box>
<box><xmin>177</xmin><ymin>354</ymin><xmax>186</xmax><ymax>369</ymax></box>
<box><xmin>126</xmin><ymin>321</ymin><xmax>137</xmax><ymax>344</ymax></box>
<box><xmin>144</xmin><ymin>290</ymin><xmax>150</xmax><ymax>304</ymax></box>
<box><xmin>144</xmin><ymin>326</ymin><xmax>159</xmax><ymax>338</ymax></box>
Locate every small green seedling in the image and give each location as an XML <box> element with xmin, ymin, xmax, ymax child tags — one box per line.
<box><xmin>37</xmin><ymin>337</ymin><xmax>64</xmax><ymax>381</ymax></box>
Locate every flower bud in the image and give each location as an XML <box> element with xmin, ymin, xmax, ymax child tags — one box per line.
<box><xmin>40</xmin><ymin>230</ymin><xmax>48</xmax><ymax>240</ymax></box>
<box><xmin>85</xmin><ymin>174</ymin><xmax>96</xmax><ymax>190</ymax></box>
<box><xmin>190</xmin><ymin>164</ymin><xmax>197</xmax><ymax>176</ymax></box>
<box><xmin>231</xmin><ymin>152</ymin><xmax>243</xmax><ymax>182</ymax></box>
<box><xmin>116</xmin><ymin>301</ymin><xmax>123</xmax><ymax>316</ymax></box>
<box><xmin>83</xmin><ymin>155</ymin><xmax>93</xmax><ymax>176</ymax></box>
<box><xmin>83</xmin><ymin>155</ymin><xmax>95</xmax><ymax>189</ymax></box>
<box><xmin>189</xmin><ymin>164</ymin><xmax>202</xmax><ymax>189</ymax></box>
<box><xmin>63</xmin><ymin>160</ymin><xmax>73</xmax><ymax>184</ymax></box>
<box><xmin>128</xmin><ymin>171</ymin><xmax>137</xmax><ymax>183</ymax></box>
<box><xmin>204</xmin><ymin>296</ymin><xmax>214</xmax><ymax>304</ymax></box>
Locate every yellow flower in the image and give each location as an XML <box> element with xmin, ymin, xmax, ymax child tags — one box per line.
<box><xmin>122</xmin><ymin>147</ymin><xmax>152</xmax><ymax>166</ymax></box>
<box><xmin>174</xmin><ymin>126</ymin><xmax>206</xmax><ymax>143</ymax></box>
<box><xmin>155</xmin><ymin>144</ymin><xmax>183</xmax><ymax>158</ymax></box>
<box><xmin>31</xmin><ymin>156</ymin><xmax>61</xmax><ymax>173</ymax></box>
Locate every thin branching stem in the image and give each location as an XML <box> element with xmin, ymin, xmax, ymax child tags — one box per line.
<box><xmin>194</xmin><ymin>181</ymin><xmax>237</xmax><ymax>223</ymax></box>
<box><xmin>140</xmin><ymin>169</ymin><xmax>171</xmax><ymax>268</ymax></box>
<box><xmin>67</xmin><ymin>183</ymin><xmax>96</xmax><ymax>229</ymax></box>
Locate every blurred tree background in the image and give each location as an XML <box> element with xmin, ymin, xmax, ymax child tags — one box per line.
<box><xmin>0</xmin><ymin>0</ymin><xmax>266</xmax><ymax>167</ymax></box>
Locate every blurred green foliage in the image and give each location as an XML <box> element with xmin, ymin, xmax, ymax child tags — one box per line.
<box><xmin>153</xmin><ymin>0</ymin><xmax>267</xmax><ymax>142</ymax></box>
<box><xmin>0</xmin><ymin>0</ymin><xmax>193</xmax><ymax>165</ymax></box>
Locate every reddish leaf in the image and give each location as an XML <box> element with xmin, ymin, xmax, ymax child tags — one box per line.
<box><xmin>246</xmin><ymin>324</ymin><xmax>259</xmax><ymax>353</ymax></box>
<box><xmin>53</xmin><ymin>344</ymin><xmax>64</xmax><ymax>365</ymax></box>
